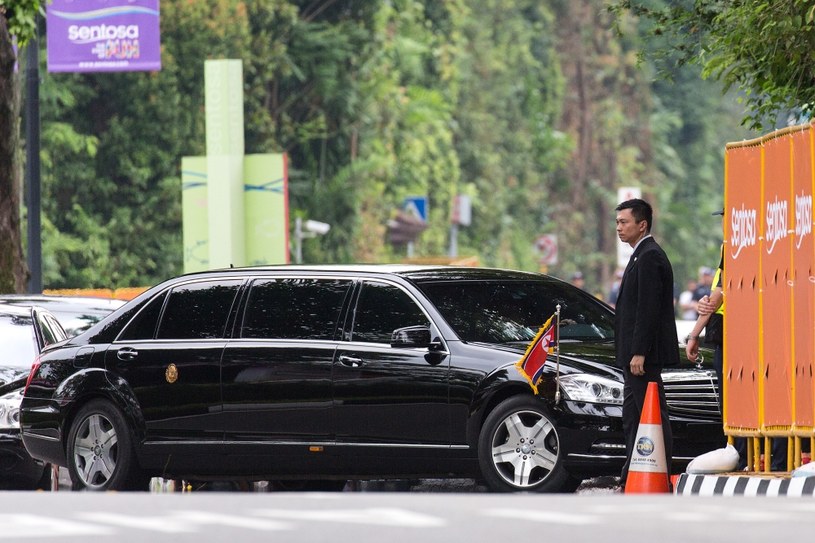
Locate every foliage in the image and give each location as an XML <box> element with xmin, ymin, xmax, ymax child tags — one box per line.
<box><xmin>0</xmin><ymin>0</ymin><xmax>761</xmax><ymax>299</ymax></box>
<box><xmin>0</xmin><ymin>0</ymin><xmax>43</xmax><ymax>46</ymax></box>
<box><xmin>611</xmin><ymin>0</ymin><xmax>815</xmax><ymax>130</ymax></box>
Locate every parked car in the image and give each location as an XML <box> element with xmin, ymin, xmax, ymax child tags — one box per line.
<box><xmin>0</xmin><ymin>295</ymin><xmax>126</xmax><ymax>337</ymax></box>
<box><xmin>20</xmin><ymin>266</ymin><xmax>722</xmax><ymax>492</ymax></box>
<box><xmin>0</xmin><ymin>304</ymin><xmax>68</xmax><ymax>489</ymax></box>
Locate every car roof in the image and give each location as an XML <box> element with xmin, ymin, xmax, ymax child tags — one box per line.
<box><xmin>174</xmin><ymin>264</ymin><xmax>550</xmax><ymax>282</ymax></box>
<box><xmin>0</xmin><ymin>302</ymin><xmax>35</xmax><ymax>318</ymax></box>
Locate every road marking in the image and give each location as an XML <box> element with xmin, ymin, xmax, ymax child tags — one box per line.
<box><xmin>78</xmin><ymin>511</ymin><xmax>292</xmax><ymax>533</ymax></box>
<box><xmin>251</xmin><ymin>507</ymin><xmax>446</xmax><ymax>527</ymax></box>
<box><xmin>77</xmin><ymin>513</ymin><xmax>198</xmax><ymax>533</ymax></box>
<box><xmin>485</xmin><ymin>508</ymin><xmax>600</xmax><ymax>525</ymax></box>
<box><xmin>0</xmin><ymin>514</ymin><xmax>114</xmax><ymax>539</ymax></box>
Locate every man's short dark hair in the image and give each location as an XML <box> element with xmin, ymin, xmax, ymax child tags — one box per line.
<box><xmin>616</xmin><ymin>198</ymin><xmax>653</xmax><ymax>232</ymax></box>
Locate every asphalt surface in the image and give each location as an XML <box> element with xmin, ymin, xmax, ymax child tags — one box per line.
<box><xmin>2</xmin><ymin>489</ymin><xmax>814</xmax><ymax>542</ymax></box>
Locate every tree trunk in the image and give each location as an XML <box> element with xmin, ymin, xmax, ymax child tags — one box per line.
<box><xmin>0</xmin><ymin>15</ymin><xmax>29</xmax><ymax>293</ymax></box>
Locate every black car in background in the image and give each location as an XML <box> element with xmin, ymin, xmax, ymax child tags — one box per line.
<box><xmin>20</xmin><ymin>266</ymin><xmax>722</xmax><ymax>492</ymax></box>
<box><xmin>0</xmin><ymin>304</ymin><xmax>67</xmax><ymax>489</ymax></box>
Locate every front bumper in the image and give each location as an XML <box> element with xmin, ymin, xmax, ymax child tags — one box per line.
<box><xmin>556</xmin><ymin>400</ymin><xmax>724</xmax><ymax>477</ymax></box>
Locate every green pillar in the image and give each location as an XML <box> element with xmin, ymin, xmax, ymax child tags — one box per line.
<box><xmin>181</xmin><ymin>156</ymin><xmax>209</xmax><ymax>273</ymax></box>
<box><xmin>205</xmin><ymin>59</ymin><xmax>245</xmax><ymax>268</ymax></box>
<box><xmin>245</xmin><ymin>154</ymin><xmax>290</xmax><ymax>265</ymax></box>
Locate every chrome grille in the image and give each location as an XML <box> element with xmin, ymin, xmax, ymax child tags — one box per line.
<box><xmin>662</xmin><ymin>369</ymin><xmax>721</xmax><ymax>419</ymax></box>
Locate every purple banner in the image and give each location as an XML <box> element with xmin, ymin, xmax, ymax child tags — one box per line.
<box><xmin>47</xmin><ymin>0</ymin><xmax>161</xmax><ymax>73</ymax></box>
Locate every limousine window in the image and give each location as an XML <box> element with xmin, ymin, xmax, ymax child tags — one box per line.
<box><xmin>156</xmin><ymin>280</ymin><xmax>242</xmax><ymax>340</ymax></box>
<box><xmin>417</xmin><ymin>280</ymin><xmax>615</xmax><ymax>343</ymax></box>
<box><xmin>241</xmin><ymin>278</ymin><xmax>351</xmax><ymax>340</ymax></box>
<box><xmin>351</xmin><ymin>282</ymin><xmax>430</xmax><ymax>344</ymax></box>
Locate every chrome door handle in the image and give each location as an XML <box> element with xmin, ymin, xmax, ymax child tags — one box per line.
<box><xmin>339</xmin><ymin>355</ymin><xmax>363</xmax><ymax>368</ymax></box>
<box><xmin>117</xmin><ymin>348</ymin><xmax>139</xmax><ymax>361</ymax></box>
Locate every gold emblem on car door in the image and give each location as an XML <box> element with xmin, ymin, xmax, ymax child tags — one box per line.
<box><xmin>165</xmin><ymin>364</ymin><xmax>179</xmax><ymax>384</ymax></box>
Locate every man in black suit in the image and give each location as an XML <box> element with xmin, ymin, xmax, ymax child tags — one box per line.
<box><xmin>614</xmin><ymin>198</ymin><xmax>678</xmax><ymax>487</ymax></box>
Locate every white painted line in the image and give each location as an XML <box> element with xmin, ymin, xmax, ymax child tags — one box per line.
<box><xmin>0</xmin><ymin>514</ymin><xmax>114</xmax><ymax>539</ymax></box>
<box><xmin>251</xmin><ymin>508</ymin><xmax>446</xmax><ymax>527</ymax></box>
<box><xmin>78</xmin><ymin>512</ymin><xmax>198</xmax><ymax>533</ymax></box>
<box><xmin>485</xmin><ymin>508</ymin><xmax>600</xmax><ymax>525</ymax></box>
<box><xmin>171</xmin><ymin>511</ymin><xmax>292</xmax><ymax>531</ymax></box>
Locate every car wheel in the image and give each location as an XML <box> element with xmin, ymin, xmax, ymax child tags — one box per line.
<box><xmin>67</xmin><ymin>399</ymin><xmax>145</xmax><ymax>491</ymax></box>
<box><xmin>478</xmin><ymin>396</ymin><xmax>572</xmax><ymax>492</ymax></box>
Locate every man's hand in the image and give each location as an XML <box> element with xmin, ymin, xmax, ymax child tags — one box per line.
<box><xmin>629</xmin><ymin>354</ymin><xmax>646</xmax><ymax>376</ymax></box>
<box><xmin>685</xmin><ymin>336</ymin><xmax>699</xmax><ymax>361</ymax></box>
<box><xmin>697</xmin><ymin>289</ymin><xmax>723</xmax><ymax>316</ymax></box>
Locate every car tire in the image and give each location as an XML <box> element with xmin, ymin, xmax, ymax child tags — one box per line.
<box><xmin>67</xmin><ymin>399</ymin><xmax>146</xmax><ymax>491</ymax></box>
<box><xmin>478</xmin><ymin>396</ymin><xmax>573</xmax><ymax>493</ymax></box>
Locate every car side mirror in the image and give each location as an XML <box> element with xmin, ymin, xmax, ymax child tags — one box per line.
<box><xmin>391</xmin><ymin>325</ymin><xmax>432</xmax><ymax>348</ymax></box>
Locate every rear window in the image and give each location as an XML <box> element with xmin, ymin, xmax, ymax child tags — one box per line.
<box><xmin>156</xmin><ymin>280</ymin><xmax>242</xmax><ymax>340</ymax></box>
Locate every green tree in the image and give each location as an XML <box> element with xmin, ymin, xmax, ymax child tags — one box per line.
<box><xmin>612</xmin><ymin>0</ymin><xmax>815</xmax><ymax>130</ymax></box>
<box><xmin>0</xmin><ymin>0</ymin><xmax>43</xmax><ymax>292</ymax></box>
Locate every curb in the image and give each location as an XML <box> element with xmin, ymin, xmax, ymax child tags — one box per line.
<box><xmin>675</xmin><ymin>473</ymin><xmax>815</xmax><ymax>497</ymax></box>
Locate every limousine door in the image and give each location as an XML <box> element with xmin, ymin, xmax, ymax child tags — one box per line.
<box><xmin>107</xmin><ymin>279</ymin><xmax>242</xmax><ymax>462</ymax></box>
<box><xmin>220</xmin><ymin>277</ymin><xmax>352</xmax><ymax>471</ymax></box>
<box><xmin>333</xmin><ymin>280</ymin><xmax>450</xmax><ymax>452</ymax></box>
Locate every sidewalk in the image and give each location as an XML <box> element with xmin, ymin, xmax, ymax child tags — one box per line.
<box><xmin>675</xmin><ymin>472</ymin><xmax>815</xmax><ymax>497</ymax></box>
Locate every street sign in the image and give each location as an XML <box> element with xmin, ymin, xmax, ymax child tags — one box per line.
<box><xmin>535</xmin><ymin>234</ymin><xmax>558</xmax><ymax>265</ymax></box>
<box><xmin>404</xmin><ymin>196</ymin><xmax>428</xmax><ymax>223</ymax></box>
<box><xmin>452</xmin><ymin>195</ymin><xmax>471</xmax><ymax>226</ymax></box>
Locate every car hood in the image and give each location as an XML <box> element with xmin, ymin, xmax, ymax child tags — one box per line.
<box><xmin>484</xmin><ymin>339</ymin><xmax>712</xmax><ymax>381</ymax></box>
<box><xmin>0</xmin><ymin>366</ymin><xmax>29</xmax><ymax>394</ymax></box>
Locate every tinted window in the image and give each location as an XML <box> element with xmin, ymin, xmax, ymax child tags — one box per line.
<box><xmin>118</xmin><ymin>292</ymin><xmax>167</xmax><ymax>341</ymax></box>
<box><xmin>417</xmin><ymin>280</ymin><xmax>615</xmax><ymax>343</ymax></box>
<box><xmin>241</xmin><ymin>278</ymin><xmax>351</xmax><ymax>340</ymax></box>
<box><xmin>37</xmin><ymin>312</ymin><xmax>67</xmax><ymax>346</ymax></box>
<box><xmin>156</xmin><ymin>281</ymin><xmax>242</xmax><ymax>340</ymax></box>
<box><xmin>352</xmin><ymin>282</ymin><xmax>429</xmax><ymax>344</ymax></box>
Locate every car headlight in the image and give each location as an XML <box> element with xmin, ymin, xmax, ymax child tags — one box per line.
<box><xmin>559</xmin><ymin>374</ymin><xmax>623</xmax><ymax>405</ymax></box>
<box><xmin>0</xmin><ymin>389</ymin><xmax>23</xmax><ymax>430</ymax></box>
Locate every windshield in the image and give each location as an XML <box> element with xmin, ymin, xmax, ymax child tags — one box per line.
<box><xmin>0</xmin><ymin>314</ymin><xmax>38</xmax><ymax>368</ymax></box>
<box><xmin>416</xmin><ymin>279</ymin><xmax>615</xmax><ymax>344</ymax></box>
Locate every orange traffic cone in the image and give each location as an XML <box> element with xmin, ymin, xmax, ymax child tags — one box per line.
<box><xmin>625</xmin><ymin>381</ymin><xmax>671</xmax><ymax>494</ymax></box>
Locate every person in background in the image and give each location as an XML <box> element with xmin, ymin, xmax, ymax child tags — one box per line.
<box><xmin>613</xmin><ymin>198</ymin><xmax>677</xmax><ymax>488</ymax></box>
<box><xmin>692</xmin><ymin>267</ymin><xmax>713</xmax><ymax>307</ymax></box>
<box><xmin>607</xmin><ymin>268</ymin><xmax>624</xmax><ymax>307</ymax></box>
<box><xmin>570</xmin><ymin>271</ymin><xmax>586</xmax><ymax>290</ymax></box>
<box><xmin>678</xmin><ymin>279</ymin><xmax>699</xmax><ymax>320</ymax></box>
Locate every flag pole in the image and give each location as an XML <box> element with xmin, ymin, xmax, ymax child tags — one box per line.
<box><xmin>554</xmin><ymin>304</ymin><xmax>561</xmax><ymax>404</ymax></box>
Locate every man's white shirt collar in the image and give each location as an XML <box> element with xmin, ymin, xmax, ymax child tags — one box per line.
<box><xmin>632</xmin><ymin>234</ymin><xmax>652</xmax><ymax>252</ymax></box>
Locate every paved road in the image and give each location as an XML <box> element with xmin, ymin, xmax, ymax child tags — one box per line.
<box><xmin>1</xmin><ymin>490</ymin><xmax>814</xmax><ymax>542</ymax></box>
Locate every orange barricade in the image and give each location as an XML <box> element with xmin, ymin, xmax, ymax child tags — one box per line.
<box><xmin>791</xmin><ymin>128</ymin><xmax>815</xmax><ymax>438</ymax></box>
<box><xmin>724</xmin><ymin>143</ymin><xmax>762</xmax><ymax>437</ymax></box>
<box><xmin>761</xmin><ymin>134</ymin><xmax>794</xmax><ymax>437</ymax></box>
<box><xmin>725</xmin><ymin>122</ymin><xmax>815</xmax><ymax>469</ymax></box>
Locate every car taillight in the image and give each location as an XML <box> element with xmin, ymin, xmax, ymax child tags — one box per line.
<box><xmin>24</xmin><ymin>355</ymin><xmax>42</xmax><ymax>396</ymax></box>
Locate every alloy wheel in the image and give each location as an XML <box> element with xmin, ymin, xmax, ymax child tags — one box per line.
<box><xmin>73</xmin><ymin>413</ymin><xmax>119</xmax><ymax>489</ymax></box>
<box><xmin>489</xmin><ymin>409</ymin><xmax>559</xmax><ymax>488</ymax></box>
